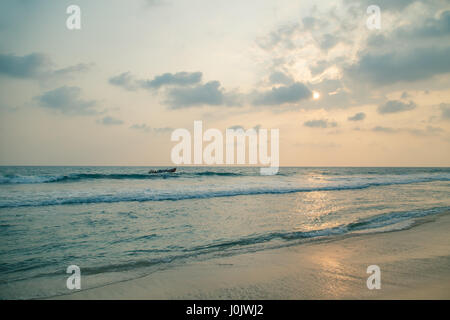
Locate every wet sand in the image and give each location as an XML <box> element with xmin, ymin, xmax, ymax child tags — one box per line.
<box><xmin>54</xmin><ymin>211</ymin><xmax>450</xmax><ymax>299</ymax></box>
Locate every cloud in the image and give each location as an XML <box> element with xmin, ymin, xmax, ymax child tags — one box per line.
<box><xmin>372</xmin><ymin>125</ymin><xmax>443</xmax><ymax>136</ymax></box>
<box><xmin>228</xmin><ymin>125</ymin><xmax>244</xmax><ymax>131</ymax></box>
<box><xmin>109</xmin><ymin>70</ymin><xmax>309</xmax><ymax>109</ymax></box>
<box><xmin>109</xmin><ymin>71</ymin><xmax>202</xmax><ymax>91</ymax></box>
<box><xmin>348</xmin><ymin>112</ymin><xmax>366</xmax><ymax>121</ymax></box>
<box><xmin>228</xmin><ymin>124</ymin><xmax>261</xmax><ymax>132</ymax></box>
<box><xmin>304</xmin><ymin>119</ymin><xmax>337</xmax><ymax>128</ymax></box>
<box><xmin>395</xmin><ymin>10</ymin><xmax>450</xmax><ymax>39</ymax></box>
<box><xmin>130</xmin><ymin>123</ymin><xmax>173</xmax><ymax>134</ymax></box>
<box><xmin>165</xmin><ymin>81</ymin><xmax>238</xmax><ymax>108</ymax></box>
<box><xmin>152</xmin><ymin>127</ymin><xmax>174</xmax><ymax>134</ymax></box>
<box><xmin>401</xmin><ymin>92</ymin><xmax>410</xmax><ymax>99</ymax></box>
<box><xmin>269</xmin><ymin>71</ymin><xmax>293</xmax><ymax>85</ymax></box>
<box><xmin>309</xmin><ymin>60</ymin><xmax>329</xmax><ymax>76</ymax></box>
<box><xmin>109</xmin><ymin>71</ymin><xmax>241</xmax><ymax>108</ymax></box>
<box><xmin>319</xmin><ymin>34</ymin><xmax>339</xmax><ymax>51</ymax></box>
<box><xmin>366</xmin><ymin>34</ymin><xmax>386</xmax><ymax>47</ymax></box>
<box><xmin>0</xmin><ymin>52</ymin><xmax>91</xmax><ymax>79</ymax></box>
<box><xmin>440</xmin><ymin>103</ymin><xmax>450</xmax><ymax>120</ymax></box>
<box><xmin>378</xmin><ymin>100</ymin><xmax>416</xmax><ymax>114</ymax></box>
<box><xmin>0</xmin><ymin>52</ymin><xmax>50</xmax><ymax>78</ymax></box>
<box><xmin>140</xmin><ymin>71</ymin><xmax>202</xmax><ymax>89</ymax></box>
<box><xmin>346</xmin><ymin>46</ymin><xmax>450</xmax><ymax>86</ymax></box>
<box><xmin>302</xmin><ymin>16</ymin><xmax>317</xmax><ymax>30</ymax></box>
<box><xmin>34</xmin><ymin>86</ymin><xmax>97</xmax><ymax>115</ymax></box>
<box><xmin>408</xmin><ymin>126</ymin><xmax>444</xmax><ymax>136</ymax></box>
<box><xmin>252</xmin><ymin>82</ymin><xmax>312</xmax><ymax>106</ymax></box>
<box><xmin>130</xmin><ymin>124</ymin><xmax>151</xmax><ymax>132</ymax></box>
<box><xmin>256</xmin><ymin>23</ymin><xmax>300</xmax><ymax>51</ymax></box>
<box><xmin>372</xmin><ymin>126</ymin><xmax>397</xmax><ymax>133</ymax></box>
<box><xmin>98</xmin><ymin>116</ymin><xmax>123</xmax><ymax>126</ymax></box>
<box><xmin>109</xmin><ymin>72</ymin><xmax>137</xmax><ymax>91</ymax></box>
<box><xmin>53</xmin><ymin>63</ymin><xmax>92</xmax><ymax>77</ymax></box>
<box><xmin>254</xmin><ymin>0</ymin><xmax>450</xmax><ymax>116</ymax></box>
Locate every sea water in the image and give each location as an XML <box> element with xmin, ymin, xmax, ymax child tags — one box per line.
<box><xmin>0</xmin><ymin>166</ymin><xmax>449</xmax><ymax>299</ymax></box>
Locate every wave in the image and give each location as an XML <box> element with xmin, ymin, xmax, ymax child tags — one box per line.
<box><xmin>1</xmin><ymin>168</ymin><xmax>449</xmax><ymax>185</ymax></box>
<box><xmin>1</xmin><ymin>174</ymin><xmax>449</xmax><ymax>208</ymax></box>
<box><xmin>0</xmin><ymin>175</ymin><xmax>69</xmax><ymax>184</ymax></box>
<box><xmin>186</xmin><ymin>207</ymin><xmax>446</xmax><ymax>251</ymax></box>
<box><xmin>0</xmin><ymin>171</ymin><xmax>247</xmax><ymax>184</ymax></box>
<box><xmin>15</xmin><ymin>206</ymin><xmax>447</xmax><ymax>280</ymax></box>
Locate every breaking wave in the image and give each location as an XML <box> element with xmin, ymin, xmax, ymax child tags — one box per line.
<box><xmin>1</xmin><ymin>173</ymin><xmax>449</xmax><ymax>208</ymax></box>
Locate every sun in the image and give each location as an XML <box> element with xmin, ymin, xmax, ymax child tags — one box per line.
<box><xmin>313</xmin><ymin>91</ymin><xmax>320</xmax><ymax>100</ymax></box>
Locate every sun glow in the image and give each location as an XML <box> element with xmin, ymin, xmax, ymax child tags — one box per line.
<box><xmin>313</xmin><ymin>91</ymin><xmax>320</xmax><ymax>100</ymax></box>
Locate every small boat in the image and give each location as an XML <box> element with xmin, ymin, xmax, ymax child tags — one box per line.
<box><xmin>148</xmin><ymin>168</ymin><xmax>177</xmax><ymax>174</ymax></box>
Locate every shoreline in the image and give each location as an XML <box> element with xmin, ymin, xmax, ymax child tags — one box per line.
<box><xmin>53</xmin><ymin>211</ymin><xmax>450</xmax><ymax>300</ymax></box>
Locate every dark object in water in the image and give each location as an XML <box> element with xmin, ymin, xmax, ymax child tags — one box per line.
<box><xmin>148</xmin><ymin>168</ymin><xmax>177</xmax><ymax>174</ymax></box>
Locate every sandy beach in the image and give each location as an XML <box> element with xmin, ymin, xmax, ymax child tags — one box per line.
<box><xmin>54</xmin><ymin>211</ymin><xmax>450</xmax><ymax>300</ymax></box>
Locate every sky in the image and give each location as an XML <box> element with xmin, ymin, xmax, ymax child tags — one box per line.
<box><xmin>0</xmin><ymin>0</ymin><xmax>449</xmax><ymax>166</ymax></box>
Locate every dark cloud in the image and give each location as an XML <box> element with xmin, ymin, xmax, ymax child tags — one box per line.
<box><xmin>348</xmin><ymin>112</ymin><xmax>366</xmax><ymax>121</ymax></box>
<box><xmin>109</xmin><ymin>71</ymin><xmax>241</xmax><ymax>108</ymax></box>
<box><xmin>140</xmin><ymin>72</ymin><xmax>202</xmax><ymax>89</ymax></box>
<box><xmin>366</xmin><ymin>34</ymin><xmax>386</xmax><ymax>47</ymax></box>
<box><xmin>165</xmin><ymin>81</ymin><xmax>238</xmax><ymax>108</ymax></box>
<box><xmin>0</xmin><ymin>52</ymin><xmax>91</xmax><ymax>80</ymax></box>
<box><xmin>98</xmin><ymin>116</ymin><xmax>123</xmax><ymax>126</ymax></box>
<box><xmin>110</xmin><ymin>71</ymin><xmax>309</xmax><ymax>109</ymax></box>
<box><xmin>34</xmin><ymin>86</ymin><xmax>97</xmax><ymax>115</ymax></box>
<box><xmin>378</xmin><ymin>100</ymin><xmax>416</xmax><ymax>114</ymax></box>
<box><xmin>304</xmin><ymin>119</ymin><xmax>337</xmax><ymax>128</ymax></box>
<box><xmin>395</xmin><ymin>10</ymin><xmax>450</xmax><ymax>39</ymax></box>
<box><xmin>0</xmin><ymin>53</ymin><xmax>50</xmax><ymax>78</ymax></box>
<box><xmin>253</xmin><ymin>82</ymin><xmax>312</xmax><ymax>106</ymax></box>
<box><xmin>346</xmin><ymin>46</ymin><xmax>450</xmax><ymax>86</ymax></box>
<box><xmin>109</xmin><ymin>71</ymin><xmax>202</xmax><ymax>91</ymax></box>
<box><xmin>109</xmin><ymin>72</ymin><xmax>137</xmax><ymax>90</ymax></box>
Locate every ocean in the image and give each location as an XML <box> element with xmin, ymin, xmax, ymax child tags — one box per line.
<box><xmin>0</xmin><ymin>166</ymin><xmax>449</xmax><ymax>299</ymax></box>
